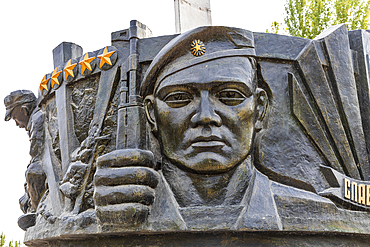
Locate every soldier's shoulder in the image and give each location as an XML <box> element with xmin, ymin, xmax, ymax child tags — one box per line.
<box><xmin>270</xmin><ymin>180</ymin><xmax>331</xmax><ymax>203</ymax></box>
<box><xmin>268</xmin><ymin>176</ymin><xmax>370</xmax><ymax>232</ymax></box>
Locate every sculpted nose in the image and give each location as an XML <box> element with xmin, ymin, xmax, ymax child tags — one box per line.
<box><xmin>191</xmin><ymin>91</ymin><xmax>222</xmax><ymax>127</ymax></box>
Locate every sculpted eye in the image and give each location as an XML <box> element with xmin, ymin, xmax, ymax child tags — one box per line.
<box><xmin>216</xmin><ymin>89</ymin><xmax>246</xmax><ymax>106</ymax></box>
<box><xmin>163</xmin><ymin>92</ymin><xmax>193</xmax><ymax>108</ymax></box>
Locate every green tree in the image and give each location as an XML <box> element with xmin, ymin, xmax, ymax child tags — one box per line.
<box><xmin>266</xmin><ymin>21</ymin><xmax>282</xmax><ymax>34</ymax></box>
<box><xmin>284</xmin><ymin>0</ymin><xmax>332</xmax><ymax>39</ymax></box>
<box><xmin>269</xmin><ymin>0</ymin><xmax>370</xmax><ymax>39</ymax></box>
<box><xmin>333</xmin><ymin>0</ymin><xmax>370</xmax><ymax>30</ymax></box>
<box><xmin>0</xmin><ymin>233</ymin><xmax>22</xmax><ymax>247</ymax></box>
<box><xmin>0</xmin><ymin>233</ymin><xmax>4</xmax><ymax>247</ymax></box>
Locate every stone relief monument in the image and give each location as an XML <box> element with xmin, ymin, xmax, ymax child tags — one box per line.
<box><xmin>5</xmin><ymin>12</ymin><xmax>370</xmax><ymax>247</ymax></box>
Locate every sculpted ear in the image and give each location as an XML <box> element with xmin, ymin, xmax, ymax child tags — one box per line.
<box><xmin>144</xmin><ymin>95</ymin><xmax>158</xmax><ymax>134</ymax></box>
<box><xmin>20</xmin><ymin>105</ymin><xmax>30</xmax><ymax>117</ymax></box>
<box><xmin>255</xmin><ymin>88</ymin><xmax>268</xmax><ymax>132</ymax></box>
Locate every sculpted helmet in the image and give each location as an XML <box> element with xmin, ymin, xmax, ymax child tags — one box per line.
<box><xmin>4</xmin><ymin>90</ymin><xmax>36</xmax><ymax>121</ymax></box>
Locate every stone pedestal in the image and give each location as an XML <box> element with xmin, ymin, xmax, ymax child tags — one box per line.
<box><xmin>24</xmin><ymin>232</ymin><xmax>370</xmax><ymax>247</ymax></box>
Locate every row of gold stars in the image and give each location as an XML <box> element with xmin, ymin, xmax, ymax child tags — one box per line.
<box><xmin>40</xmin><ymin>47</ymin><xmax>116</xmax><ymax>94</ymax></box>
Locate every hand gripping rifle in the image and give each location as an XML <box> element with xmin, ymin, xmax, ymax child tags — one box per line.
<box><xmin>93</xmin><ymin>21</ymin><xmax>157</xmax><ymax>228</ymax></box>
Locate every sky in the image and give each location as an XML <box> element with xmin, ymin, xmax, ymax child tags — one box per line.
<box><xmin>0</xmin><ymin>0</ymin><xmax>286</xmax><ymax>243</ymax></box>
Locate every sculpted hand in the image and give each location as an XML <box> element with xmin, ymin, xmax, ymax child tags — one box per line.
<box><xmin>60</xmin><ymin>161</ymin><xmax>88</xmax><ymax>200</ymax></box>
<box><xmin>93</xmin><ymin>149</ymin><xmax>159</xmax><ymax>226</ymax></box>
<box><xmin>71</xmin><ymin>136</ymin><xmax>95</xmax><ymax>163</ymax></box>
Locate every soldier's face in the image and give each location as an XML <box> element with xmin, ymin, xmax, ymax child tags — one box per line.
<box><xmin>10</xmin><ymin>105</ymin><xmax>29</xmax><ymax>130</ymax></box>
<box><xmin>149</xmin><ymin>57</ymin><xmax>265</xmax><ymax>174</ymax></box>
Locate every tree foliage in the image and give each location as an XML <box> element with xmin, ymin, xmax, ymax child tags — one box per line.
<box><xmin>285</xmin><ymin>0</ymin><xmax>332</xmax><ymax>38</ymax></box>
<box><xmin>270</xmin><ymin>0</ymin><xmax>370</xmax><ymax>39</ymax></box>
<box><xmin>0</xmin><ymin>233</ymin><xmax>22</xmax><ymax>247</ymax></box>
<box><xmin>333</xmin><ymin>0</ymin><xmax>370</xmax><ymax>30</ymax></box>
<box><xmin>266</xmin><ymin>21</ymin><xmax>282</xmax><ymax>34</ymax></box>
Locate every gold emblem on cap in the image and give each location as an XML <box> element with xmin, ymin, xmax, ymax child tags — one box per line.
<box><xmin>190</xmin><ymin>39</ymin><xmax>205</xmax><ymax>57</ymax></box>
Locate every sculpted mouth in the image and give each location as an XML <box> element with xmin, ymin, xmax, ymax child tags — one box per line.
<box><xmin>190</xmin><ymin>136</ymin><xmax>227</xmax><ymax>148</ymax></box>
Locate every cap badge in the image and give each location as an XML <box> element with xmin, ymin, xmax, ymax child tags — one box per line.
<box><xmin>190</xmin><ymin>39</ymin><xmax>205</xmax><ymax>57</ymax></box>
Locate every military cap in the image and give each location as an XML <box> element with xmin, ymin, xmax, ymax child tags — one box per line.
<box><xmin>141</xmin><ymin>26</ymin><xmax>256</xmax><ymax>97</ymax></box>
<box><xmin>4</xmin><ymin>90</ymin><xmax>36</xmax><ymax>121</ymax></box>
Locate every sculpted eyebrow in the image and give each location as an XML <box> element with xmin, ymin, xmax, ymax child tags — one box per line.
<box><xmin>156</xmin><ymin>79</ymin><xmax>253</xmax><ymax>98</ymax></box>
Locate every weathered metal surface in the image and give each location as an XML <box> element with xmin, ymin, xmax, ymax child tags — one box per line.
<box><xmin>4</xmin><ymin>21</ymin><xmax>370</xmax><ymax>246</ymax></box>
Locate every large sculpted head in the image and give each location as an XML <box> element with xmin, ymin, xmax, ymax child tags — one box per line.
<box><xmin>142</xmin><ymin>26</ymin><xmax>269</xmax><ymax>174</ymax></box>
<box><xmin>4</xmin><ymin>90</ymin><xmax>37</xmax><ymax>130</ymax></box>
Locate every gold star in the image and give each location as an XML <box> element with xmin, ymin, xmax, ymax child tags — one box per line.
<box><xmin>97</xmin><ymin>47</ymin><xmax>115</xmax><ymax>68</ymax></box>
<box><xmin>64</xmin><ymin>59</ymin><xmax>77</xmax><ymax>80</ymax></box>
<box><xmin>50</xmin><ymin>67</ymin><xmax>62</xmax><ymax>87</ymax></box>
<box><xmin>40</xmin><ymin>75</ymin><xmax>49</xmax><ymax>94</ymax></box>
<box><xmin>190</xmin><ymin>40</ymin><xmax>205</xmax><ymax>57</ymax></box>
<box><xmin>195</xmin><ymin>43</ymin><xmax>201</xmax><ymax>51</ymax></box>
<box><xmin>79</xmin><ymin>53</ymin><xmax>95</xmax><ymax>74</ymax></box>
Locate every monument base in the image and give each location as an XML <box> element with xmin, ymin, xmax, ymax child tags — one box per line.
<box><xmin>24</xmin><ymin>231</ymin><xmax>370</xmax><ymax>247</ymax></box>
